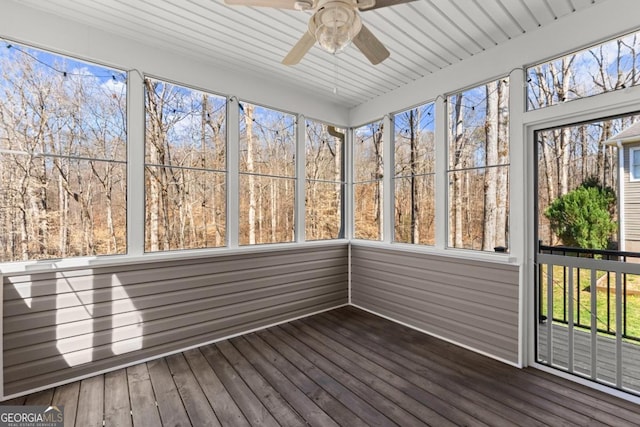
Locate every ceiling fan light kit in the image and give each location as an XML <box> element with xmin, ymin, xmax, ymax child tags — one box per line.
<box><xmin>293</xmin><ymin>0</ymin><xmax>314</xmax><ymax>10</ymax></box>
<box><xmin>224</xmin><ymin>0</ymin><xmax>414</xmax><ymax>65</ymax></box>
<box><xmin>312</xmin><ymin>1</ymin><xmax>362</xmax><ymax>54</ymax></box>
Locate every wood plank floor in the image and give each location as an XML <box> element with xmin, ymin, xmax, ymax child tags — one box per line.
<box><xmin>4</xmin><ymin>306</ymin><xmax>640</xmax><ymax>426</ymax></box>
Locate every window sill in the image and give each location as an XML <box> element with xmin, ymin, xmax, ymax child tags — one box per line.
<box><xmin>0</xmin><ymin>239</ymin><xmax>348</xmax><ymax>275</ymax></box>
<box><xmin>349</xmin><ymin>239</ymin><xmax>519</xmax><ymax>266</ymax></box>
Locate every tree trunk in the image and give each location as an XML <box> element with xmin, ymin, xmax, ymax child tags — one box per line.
<box><xmin>58</xmin><ymin>172</ymin><xmax>68</xmax><ymax>257</ymax></box>
<box><xmin>19</xmin><ymin>196</ymin><xmax>29</xmax><ymax>261</ymax></box>
<box><xmin>452</xmin><ymin>94</ymin><xmax>464</xmax><ymax>247</ymax></box>
<box><xmin>496</xmin><ymin>80</ymin><xmax>509</xmax><ymax>248</ymax></box>
<box><xmin>201</xmin><ymin>94</ymin><xmax>209</xmax><ymax>247</ymax></box>
<box><xmin>409</xmin><ymin>109</ymin><xmax>420</xmax><ymax>244</ymax></box>
<box><xmin>145</xmin><ymin>81</ymin><xmax>161</xmax><ymax>251</ymax></box>
<box><xmin>178</xmin><ymin>170</ymin><xmax>186</xmax><ymax>249</ymax></box>
<box><xmin>599</xmin><ymin>121</ymin><xmax>613</xmax><ymax>188</ymax></box>
<box><xmin>551</xmin><ymin>59</ymin><xmax>574</xmax><ymax>197</ymax></box>
<box><xmin>245</xmin><ymin>104</ymin><xmax>257</xmax><ymax>244</ymax></box>
<box><xmin>580</xmin><ymin>125</ymin><xmax>589</xmax><ymax>181</ymax></box>
<box><xmin>106</xmin><ymin>192</ymin><xmax>115</xmax><ymax>253</ymax></box>
<box><xmin>271</xmin><ymin>179</ymin><xmax>277</xmax><ymax>243</ymax></box>
<box><xmin>374</xmin><ymin>124</ymin><xmax>384</xmax><ymax>239</ymax></box>
<box><xmin>215</xmin><ymin>174</ymin><xmax>223</xmax><ymax>247</ymax></box>
<box><xmin>559</xmin><ymin>127</ymin><xmax>571</xmax><ymax>196</ymax></box>
<box><xmin>34</xmin><ymin>156</ymin><xmax>49</xmax><ymax>256</ymax></box>
<box><xmin>161</xmin><ymin>172</ymin><xmax>170</xmax><ymax>251</ymax></box>
<box><xmin>483</xmin><ymin>82</ymin><xmax>499</xmax><ymax>251</ymax></box>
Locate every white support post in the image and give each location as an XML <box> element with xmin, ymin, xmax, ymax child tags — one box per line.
<box><xmin>227</xmin><ymin>96</ymin><xmax>240</xmax><ymax>248</ymax></box>
<box><xmin>383</xmin><ymin>114</ymin><xmax>393</xmax><ymax>243</ymax></box>
<box><xmin>127</xmin><ymin>70</ymin><xmax>145</xmax><ymax>256</ymax></box>
<box><xmin>434</xmin><ymin>96</ymin><xmax>447</xmax><ymax>250</ymax></box>
<box><xmin>296</xmin><ymin>114</ymin><xmax>306</xmax><ymax>242</ymax></box>
<box><xmin>508</xmin><ymin>68</ymin><xmax>527</xmax><ymax>368</ymax></box>
<box><xmin>509</xmin><ymin>68</ymin><xmax>525</xmax><ymax>261</ymax></box>
<box><xmin>345</xmin><ymin>128</ymin><xmax>353</xmax><ymax>240</ymax></box>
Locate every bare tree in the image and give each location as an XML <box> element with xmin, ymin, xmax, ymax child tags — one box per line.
<box><xmin>483</xmin><ymin>81</ymin><xmax>499</xmax><ymax>251</ymax></box>
<box><xmin>373</xmin><ymin>124</ymin><xmax>384</xmax><ymax>239</ymax></box>
<box><xmin>450</xmin><ymin>93</ymin><xmax>464</xmax><ymax>247</ymax></box>
<box><xmin>496</xmin><ymin>80</ymin><xmax>509</xmax><ymax>248</ymax></box>
<box><xmin>408</xmin><ymin>109</ymin><xmax>420</xmax><ymax>243</ymax></box>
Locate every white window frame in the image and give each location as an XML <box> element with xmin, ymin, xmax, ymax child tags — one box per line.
<box><xmin>445</xmin><ymin>77</ymin><xmax>511</xmax><ymax>253</ymax></box>
<box><xmin>391</xmin><ymin>102</ymin><xmax>437</xmax><ymax>246</ymax></box>
<box><xmin>630</xmin><ymin>147</ymin><xmax>640</xmax><ymax>182</ymax></box>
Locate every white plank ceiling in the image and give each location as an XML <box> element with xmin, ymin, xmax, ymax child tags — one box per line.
<box><xmin>13</xmin><ymin>0</ymin><xmax>600</xmax><ymax>108</ymax></box>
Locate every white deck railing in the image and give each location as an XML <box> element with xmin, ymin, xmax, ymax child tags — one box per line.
<box><xmin>537</xmin><ymin>249</ymin><xmax>640</xmax><ymax>391</ymax></box>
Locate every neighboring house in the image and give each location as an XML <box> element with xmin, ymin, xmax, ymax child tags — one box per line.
<box><xmin>606</xmin><ymin>121</ymin><xmax>640</xmax><ymax>252</ymax></box>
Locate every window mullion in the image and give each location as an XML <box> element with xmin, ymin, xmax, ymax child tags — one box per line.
<box><xmin>435</xmin><ymin>96</ymin><xmax>448</xmax><ymax>250</ymax></box>
<box><xmin>296</xmin><ymin>114</ymin><xmax>306</xmax><ymax>242</ymax></box>
<box><xmin>345</xmin><ymin>128</ymin><xmax>354</xmax><ymax>240</ymax></box>
<box><xmin>227</xmin><ymin>96</ymin><xmax>240</xmax><ymax>248</ymax></box>
<box><xmin>127</xmin><ymin>70</ymin><xmax>145</xmax><ymax>256</ymax></box>
<box><xmin>383</xmin><ymin>114</ymin><xmax>394</xmax><ymax>243</ymax></box>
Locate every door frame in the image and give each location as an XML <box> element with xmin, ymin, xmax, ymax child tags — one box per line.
<box><xmin>523</xmin><ymin>88</ymin><xmax>640</xmax><ymax>403</ymax></box>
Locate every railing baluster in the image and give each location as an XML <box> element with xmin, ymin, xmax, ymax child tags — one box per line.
<box><xmin>591</xmin><ymin>268</ymin><xmax>598</xmax><ymax>380</ymax></box>
<box><xmin>624</xmin><ymin>256</ymin><xmax>628</xmax><ymax>339</ymax></box>
<box><xmin>568</xmin><ymin>267</ymin><xmax>574</xmax><ymax>373</ymax></box>
<box><xmin>547</xmin><ymin>261</ymin><xmax>554</xmax><ymax>365</ymax></box>
<box><xmin>538</xmin><ymin>262</ymin><xmax>543</xmax><ymax>323</ymax></box>
<box><xmin>577</xmin><ymin>266</ymin><xmax>581</xmax><ymax>327</ymax></box>
<box><xmin>563</xmin><ymin>264</ymin><xmax>567</xmax><ymax>323</ymax></box>
<box><xmin>616</xmin><ymin>270</ymin><xmax>623</xmax><ymax>388</ymax></box>
<box><xmin>607</xmin><ymin>270</ymin><xmax>611</xmax><ymax>333</ymax></box>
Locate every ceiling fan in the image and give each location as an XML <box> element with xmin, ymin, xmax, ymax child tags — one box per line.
<box><xmin>223</xmin><ymin>0</ymin><xmax>415</xmax><ymax>65</ymax></box>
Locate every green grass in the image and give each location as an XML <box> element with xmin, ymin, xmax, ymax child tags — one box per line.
<box><xmin>539</xmin><ymin>265</ymin><xmax>640</xmax><ymax>340</ymax></box>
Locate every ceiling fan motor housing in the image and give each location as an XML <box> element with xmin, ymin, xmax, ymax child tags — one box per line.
<box><xmin>311</xmin><ymin>0</ymin><xmax>363</xmax><ymax>53</ymax></box>
<box><xmin>224</xmin><ymin>0</ymin><xmax>395</xmax><ymax>65</ymax></box>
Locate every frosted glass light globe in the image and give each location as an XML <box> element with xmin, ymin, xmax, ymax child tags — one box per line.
<box><xmin>314</xmin><ymin>4</ymin><xmax>361</xmax><ymax>54</ymax></box>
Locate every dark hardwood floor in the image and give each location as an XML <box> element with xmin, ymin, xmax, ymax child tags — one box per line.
<box><xmin>4</xmin><ymin>306</ymin><xmax>640</xmax><ymax>426</ymax></box>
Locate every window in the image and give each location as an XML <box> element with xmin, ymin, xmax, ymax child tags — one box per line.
<box><xmin>144</xmin><ymin>78</ymin><xmax>226</xmax><ymax>252</ymax></box>
<box><xmin>0</xmin><ymin>42</ymin><xmax>127</xmax><ymax>262</ymax></box>
<box><xmin>394</xmin><ymin>103</ymin><xmax>435</xmax><ymax>245</ymax></box>
<box><xmin>239</xmin><ymin>102</ymin><xmax>295</xmax><ymax>245</ymax></box>
<box><xmin>353</xmin><ymin>120</ymin><xmax>384</xmax><ymax>241</ymax></box>
<box><xmin>632</xmin><ymin>147</ymin><xmax>640</xmax><ymax>181</ymax></box>
<box><xmin>527</xmin><ymin>30</ymin><xmax>640</xmax><ymax>110</ymax></box>
<box><xmin>448</xmin><ymin>79</ymin><xmax>509</xmax><ymax>252</ymax></box>
<box><xmin>305</xmin><ymin>120</ymin><xmax>344</xmax><ymax>240</ymax></box>
<box><xmin>536</xmin><ymin>116</ymin><xmax>639</xmax><ymax>247</ymax></box>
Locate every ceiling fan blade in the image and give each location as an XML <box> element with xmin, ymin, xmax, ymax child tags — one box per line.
<box><xmin>224</xmin><ymin>0</ymin><xmax>298</xmax><ymax>9</ymax></box>
<box><xmin>360</xmin><ymin>0</ymin><xmax>416</xmax><ymax>11</ymax></box>
<box><xmin>352</xmin><ymin>24</ymin><xmax>390</xmax><ymax>65</ymax></box>
<box><xmin>282</xmin><ymin>31</ymin><xmax>316</xmax><ymax>65</ymax></box>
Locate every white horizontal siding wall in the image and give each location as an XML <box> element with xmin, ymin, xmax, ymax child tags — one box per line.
<box><xmin>3</xmin><ymin>244</ymin><xmax>348</xmax><ymax>396</ymax></box>
<box><xmin>350</xmin><ymin>244</ymin><xmax>519</xmax><ymax>364</ymax></box>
